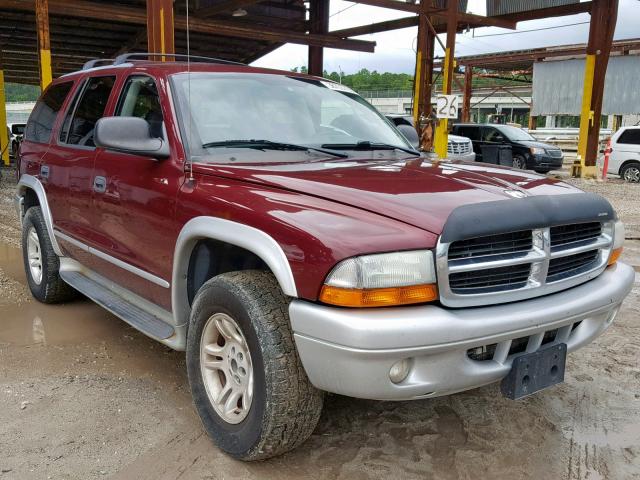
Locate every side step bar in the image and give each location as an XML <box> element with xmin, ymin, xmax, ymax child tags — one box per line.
<box><xmin>60</xmin><ymin>271</ymin><xmax>175</xmax><ymax>341</ymax></box>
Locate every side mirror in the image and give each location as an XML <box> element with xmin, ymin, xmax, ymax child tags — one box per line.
<box><xmin>396</xmin><ymin>124</ymin><xmax>420</xmax><ymax>150</ymax></box>
<box><xmin>95</xmin><ymin>116</ymin><xmax>170</xmax><ymax>159</ymax></box>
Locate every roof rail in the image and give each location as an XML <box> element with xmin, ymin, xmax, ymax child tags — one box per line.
<box><xmin>82</xmin><ymin>58</ymin><xmax>115</xmax><ymax>70</ymax></box>
<box><xmin>113</xmin><ymin>53</ymin><xmax>246</xmax><ymax>66</ymax></box>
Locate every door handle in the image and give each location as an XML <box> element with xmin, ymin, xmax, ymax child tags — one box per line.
<box><xmin>93</xmin><ymin>176</ymin><xmax>107</xmax><ymax>193</ymax></box>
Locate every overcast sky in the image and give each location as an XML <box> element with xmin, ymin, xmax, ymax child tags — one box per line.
<box><xmin>252</xmin><ymin>0</ymin><xmax>640</xmax><ymax>74</ymax></box>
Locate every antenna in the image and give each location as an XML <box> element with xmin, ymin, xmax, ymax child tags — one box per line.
<box><xmin>186</xmin><ymin>0</ymin><xmax>194</xmax><ymax>181</ymax></box>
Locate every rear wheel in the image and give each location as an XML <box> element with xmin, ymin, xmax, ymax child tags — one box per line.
<box><xmin>186</xmin><ymin>270</ymin><xmax>323</xmax><ymax>460</ymax></box>
<box><xmin>621</xmin><ymin>162</ymin><xmax>640</xmax><ymax>183</ymax></box>
<box><xmin>21</xmin><ymin>207</ymin><xmax>78</xmax><ymax>303</ymax></box>
<box><xmin>512</xmin><ymin>154</ymin><xmax>527</xmax><ymax>170</ymax></box>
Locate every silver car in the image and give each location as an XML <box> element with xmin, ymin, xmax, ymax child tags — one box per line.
<box><xmin>386</xmin><ymin>114</ymin><xmax>476</xmax><ymax>161</ymax></box>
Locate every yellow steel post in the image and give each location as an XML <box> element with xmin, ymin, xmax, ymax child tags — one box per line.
<box><xmin>433</xmin><ymin>0</ymin><xmax>458</xmax><ymax>159</ymax></box>
<box><xmin>434</xmin><ymin>48</ymin><xmax>452</xmax><ymax>158</ymax></box>
<box><xmin>577</xmin><ymin>54</ymin><xmax>596</xmax><ymax>172</ymax></box>
<box><xmin>36</xmin><ymin>0</ymin><xmax>52</xmax><ymax>90</ymax></box>
<box><xmin>0</xmin><ymin>68</ymin><xmax>9</xmax><ymax>165</ymax></box>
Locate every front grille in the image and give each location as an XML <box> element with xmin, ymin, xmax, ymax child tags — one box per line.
<box><xmin>551</xmin><ymin>222</ymin><xmax>602</xmax><ymax>248</ymax></box>
<box><xmin>438</xmin><ymin>221</ymin><xmax>613</xmax><ymax>307</ymax></box>
<box><xmin>449</xmin><ymin>264</ymin><xmax>531</xmax><ymax>294</ymax></box>
<box><xmin>447</xmin><ymin>141</ymin><xmax>472</xmax><ymax>155</ymax></box>
<box><xmin>547</xmin><ymin>149</ymin><xmax>563</xmax><ymax>158</ymax></box>
<box><xmin>547</xmin><ymin>249</ymin><xmax>599</xmax><ymax>282</ymax></box>
<box><xmin>448</xmin><ymin>230</ymin><xmax>532</xmax><ymax>260</ymax></box>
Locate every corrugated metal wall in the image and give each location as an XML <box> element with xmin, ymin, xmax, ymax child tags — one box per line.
<box><xmin>532</xmin><ymin>56</ymin><xmax>640</xmax><ymax>116</ymax></box>
<box><xmin>486</xmin><ymin>0</ymin><xmax>578</xmax><ymax>16</ymax></box>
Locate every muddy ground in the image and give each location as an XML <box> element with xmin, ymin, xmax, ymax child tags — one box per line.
<box><xmin>1</xmin><ymin>165</ymin><xmax>639</xmax><ymax>480</ymax></box>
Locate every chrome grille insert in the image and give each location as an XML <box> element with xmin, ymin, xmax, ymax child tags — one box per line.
<box><xmin>437</xmin><ymin>221</ymin><xmax>614</xmax><ymax>308</ymax></box>
<box><xmin>550</xmin><ymin>222</ymin><xmax>602</xmax><ymax>248</ymax></box>
<box><xmin>448</xmin><ymin>230</ymin><xmax>532</xmax><ymax>260</ymax></box>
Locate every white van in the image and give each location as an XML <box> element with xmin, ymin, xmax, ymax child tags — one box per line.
<box><xmin>605</xmin><ymin>126</ymin><xmax>640</xmax><ymax>182</ymax></box>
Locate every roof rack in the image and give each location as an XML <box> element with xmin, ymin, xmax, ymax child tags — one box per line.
<box><xmin>113</xmin><ymin>53</ymin><xmax>246</xmax><ymax>66</ymax></box>
<box><xmin>82</xmin><ymin>58</ymin><xmax>115</xmax><ymax>70</ymax></box>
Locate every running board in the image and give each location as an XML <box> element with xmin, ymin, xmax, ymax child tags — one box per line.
<box><xmin>60</xmin><ymin>271</ymin><xmax>175</xmax><ymax>340</ymax></box>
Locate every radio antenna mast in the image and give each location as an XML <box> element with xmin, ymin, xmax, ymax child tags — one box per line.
<box><xmin>186</xmin><ymin>0</ymin><xmax>194</xmax><ymax>181</ymax></box>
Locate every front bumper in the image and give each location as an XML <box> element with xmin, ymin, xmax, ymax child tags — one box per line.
<box><xmin>447</xmin><ymin>151</ymin><xmax>476</xmax><ymax>162</ymax></box>
<box><xmin>531</xmin><ymin>153</ymin><xmax>563</xmax><ymax>170</ymax></box>
<box><xmin>290</xmin><ymin>262</ymin><xmax>634</xmax><ymax>401</ymax></box>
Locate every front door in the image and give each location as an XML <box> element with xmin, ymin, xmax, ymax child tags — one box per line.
<box><xmin>90</xmin><ymin>74</ymin><xmax>183</xmax><ymax>309</ymax></box>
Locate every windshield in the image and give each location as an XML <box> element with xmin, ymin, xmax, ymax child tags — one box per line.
<box><xmin>171</xmin><ymin>73</ymin><xmax>412</xmax><ymax>162</ymax></box>
<box><xmin>497</xmin><ymin>125</ymin><xmax>535</xmax><ymax>141</ymax></box>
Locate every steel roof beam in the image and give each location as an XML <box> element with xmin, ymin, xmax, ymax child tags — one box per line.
<box><xmin>0</xmin><ymin>0</ymin><xmax>375</xmax><ymax>52</ymax></box>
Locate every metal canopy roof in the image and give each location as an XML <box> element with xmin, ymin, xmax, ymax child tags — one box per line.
<box><xmin>0</xmin><ymin>0</ymin><xmax>310</xmax><ymax>84</ymax></box>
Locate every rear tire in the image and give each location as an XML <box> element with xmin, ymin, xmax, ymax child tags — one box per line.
<box><xmin>621</xmin><ymin>162</ymin><xmax>640</xmax><ymax>183</ymax></box>
<box><xmin>21</xmin><ymin>206</ymin><xmax>78</xmax><ymax>303</ymax></box>
<box><xmin>534</xmin><ymin>168</ymin><xmax>550</xmax><ymax>174</ymax></box>
<box><xmin>186</xmin><ymin>270</ymin><xmax>323</xmax><ymax>461</ymax></box>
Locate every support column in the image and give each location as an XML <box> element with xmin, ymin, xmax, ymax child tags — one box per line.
<box><xmin>434</xmin><ymin>0</ymin><xmax>457</xmax><ymax>158</ymax></box>
<box><xmin>575</xmin><ymin>0</ymin><xmax>618</xmax><ymax>177</ymax></box>
<box><xmin>412</xmin><ymin>11</ymin><xmax>435</xmax><ymax>127</ymax></box>
<box><xmin>528</xmin><ymin>113</ymin><xmax>537</xmax><ymax>130</ymax></box>
<box><xmin>462</xmin><ymin>66</ymin><xmax>472</xmax><ymax>123</ymax></box>
<box><xmin>308</xmin><ymin>0</ymin><xmax>329</xmax><ymax>76</ymax></box>
<box><xmin>147</xmin><ymin>0</ymin><xmax>175</xmax><ymax>59</ymax></box>
<box><xmin>35</xmin><ymin>0</ymin><xmax>52</xmax><ymax>90</ymax></box>
<box><xmin>0</xmin><ymin>59</ymin><xmax>9</xmax><ymax>165</ymax></box>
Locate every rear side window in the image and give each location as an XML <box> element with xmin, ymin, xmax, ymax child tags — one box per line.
<box><xmin>115</xmin><ymin>75</ymin><xmax>164</xmax><ymax>138</ymax></box>
<box><xmin>60</xmin><ymin>76</ymin><xmax>116</xmax><ymax>147</ymax></box>
<box><xmin>617</xmin><ymin>129</ymin><xmax>640</xmax><ymax>145</ymax></box>
<box><xmin>455</xmin><ymin>126</ymin><xmax>480</xmax><ymax>141</ymax></box>
<box><xmin>24</xmin><ymin>82</ymin><xmax>73</xmax><ymax>144</ymax></box>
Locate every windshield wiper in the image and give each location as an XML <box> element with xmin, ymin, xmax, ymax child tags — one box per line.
<box><xmin>202</xmin><ymin>139</ymin><xmax>348</xmax><ymax>158</ymax></box>
<box><xmin>321</xmin><ymin>141</ymin><xmax>420</xmax><ymax>156</ymax></box>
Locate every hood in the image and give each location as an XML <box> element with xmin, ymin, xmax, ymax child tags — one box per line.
<box><xmin>193</xmin><ymin>157</ymin><xmax>581</xmax><ymax>235</ymax></box>
<box><xmin>517</xmin><ymin>140</ymin><xmax>560</xmax><ymax>150</ymax></box>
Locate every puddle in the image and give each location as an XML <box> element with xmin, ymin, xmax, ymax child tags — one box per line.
<box><xmin>0</xmin><ymin>301</ymin><xmax>129</xmax><ymax>346</ymax></box>
<box><xmin>0</xmin><ymin>243</ymin><xmax>27</xmax><ymax>284</ymax></box>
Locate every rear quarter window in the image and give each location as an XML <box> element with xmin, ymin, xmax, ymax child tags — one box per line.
<box><xmin>617</xmin><ymin>129</ymin><xmax>640</xmax><ymax>145</ymax></box>
<box><xmin>24</xmin><ymin>82</ymin><xmax>73</xmax><ymax>144</ymax></box>
<box><xmin>455</xmin><ymin>126</ymin><xmax>481</xmax><ymax>141</ymax></box>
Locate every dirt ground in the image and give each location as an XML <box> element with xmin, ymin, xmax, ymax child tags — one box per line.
<box><xmin>1</xmin><ymin>165</ymin><xmax>639</xmax><ymax>480</ymax></box>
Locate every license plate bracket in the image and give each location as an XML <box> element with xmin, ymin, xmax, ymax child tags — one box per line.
<box><xmin>501</xmin><ymin>342</ymin><xmax>567</xmax><ymax>400</ymax></box>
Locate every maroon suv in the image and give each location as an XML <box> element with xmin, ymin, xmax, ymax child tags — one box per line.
<box><xmin>15</xmin><ymin>54</ymin><xmax>633</xmax><ymax>460</ymax></box>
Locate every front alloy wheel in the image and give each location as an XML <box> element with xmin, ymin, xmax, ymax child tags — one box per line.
<box><xmin>512</xmin><ymin>155</ymin><xmax>526</xmax><ymax>169</ymax></box>
<box><xmin>200</xmin><ymin>313</ymin><xmax>253</xmax><ymax>424</ymax></box>
<box><xmin>623</xmin><ymin>165</ymin><xmax>640</xmax><ymax>183</ymax></box>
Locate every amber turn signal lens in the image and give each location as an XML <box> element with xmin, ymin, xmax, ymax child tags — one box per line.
<box><xmin>608</xmin><ymin>247</ymin><xmax>623</xmax><ymax>266</ymax></box>
<box><xmin>319</xmin><ymin>284</ymin><xmax>438</xmax><ymax>308</ymax></box>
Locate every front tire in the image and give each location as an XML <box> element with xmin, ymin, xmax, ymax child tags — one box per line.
<box><xmin>21</xmin><ymin>207</ymin><xmax>78</xmax><ymax>304</ymax></box>
<box><xmin>621</xmin><ymin>162</ymin><xmax>640</xmax><ymax>183</ymax></box>
<box><xmin>512</xmin><ymin>154</ymin><xmax>527</xmax><ymax>170</ymax></box>
<box><xmin>186</xmin><ymin>270</ymin><xmax>323</xmax><ymax>461</ymax></box>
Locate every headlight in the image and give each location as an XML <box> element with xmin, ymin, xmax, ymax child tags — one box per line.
<box><xmin>608</xmin><ymin>220</ymin><xmax>625</xmax><ymax>266</ymax></box>
<box><xmin>319</xmin><ymin>250</ymin><xmax>438</xmax><ymax>307</ymax></box>
<box><xmin>530</xmin><ymin>147</ymin><xmax>546</xmax><ymax>155</ymax></box>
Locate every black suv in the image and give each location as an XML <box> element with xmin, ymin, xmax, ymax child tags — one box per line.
<box><xmin>452</xmin><ymin>123</ymin><xmax>564</xmax><ymax>173</ymax></box>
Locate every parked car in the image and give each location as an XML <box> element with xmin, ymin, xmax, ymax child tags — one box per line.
<box><xmin>452</xmin><ymin>123</ymin><xmax>564</xmax><ymax>173</ymax></box>
<box><xmin>602</xmin><ymin>126</ymin><xmax>640</xmax><ymax>182</ymax></box>
<box><xmin>8</xmin><ymin>122</ymin><xmax>26</xmax><ymax>158</ymax></box>
<box><xmin>16</xmin><ymin>55</ymin><xmax>632</xmax><ymax>461</ymax></box>
<box><xmin>386</xmin><ymin>114</ymin><xmax>475</xmax><ymax>161</ymax></box>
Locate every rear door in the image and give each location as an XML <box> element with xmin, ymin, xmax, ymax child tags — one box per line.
<box><xmin>90</xmin><ymin>73</ymin><xmax>183</xmax><ymax>308</ymax></box>
<box><xmin>21</xmin><ymin>81</ymin><xmax>74</xmax><ymax>186</ymax></box>
<box><xmin>614</xmin><ymin>128</ymin><xmax>640</xmax><ymax>163</ymax></box>
<box><xmin>43</xmin><ymin>75</ymin><xmax>117</xmax><ymax>245</ymax></box>
<box><xmin>455</xmin><ymin>125</ymin><xmax>482</xmax><ymax>160</ymax></box>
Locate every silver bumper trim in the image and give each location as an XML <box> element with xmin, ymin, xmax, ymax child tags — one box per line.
<box><xmin>290</xmin><ymin>263</ymin><xmax>634</xmax><ymax>400</ymax></box>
